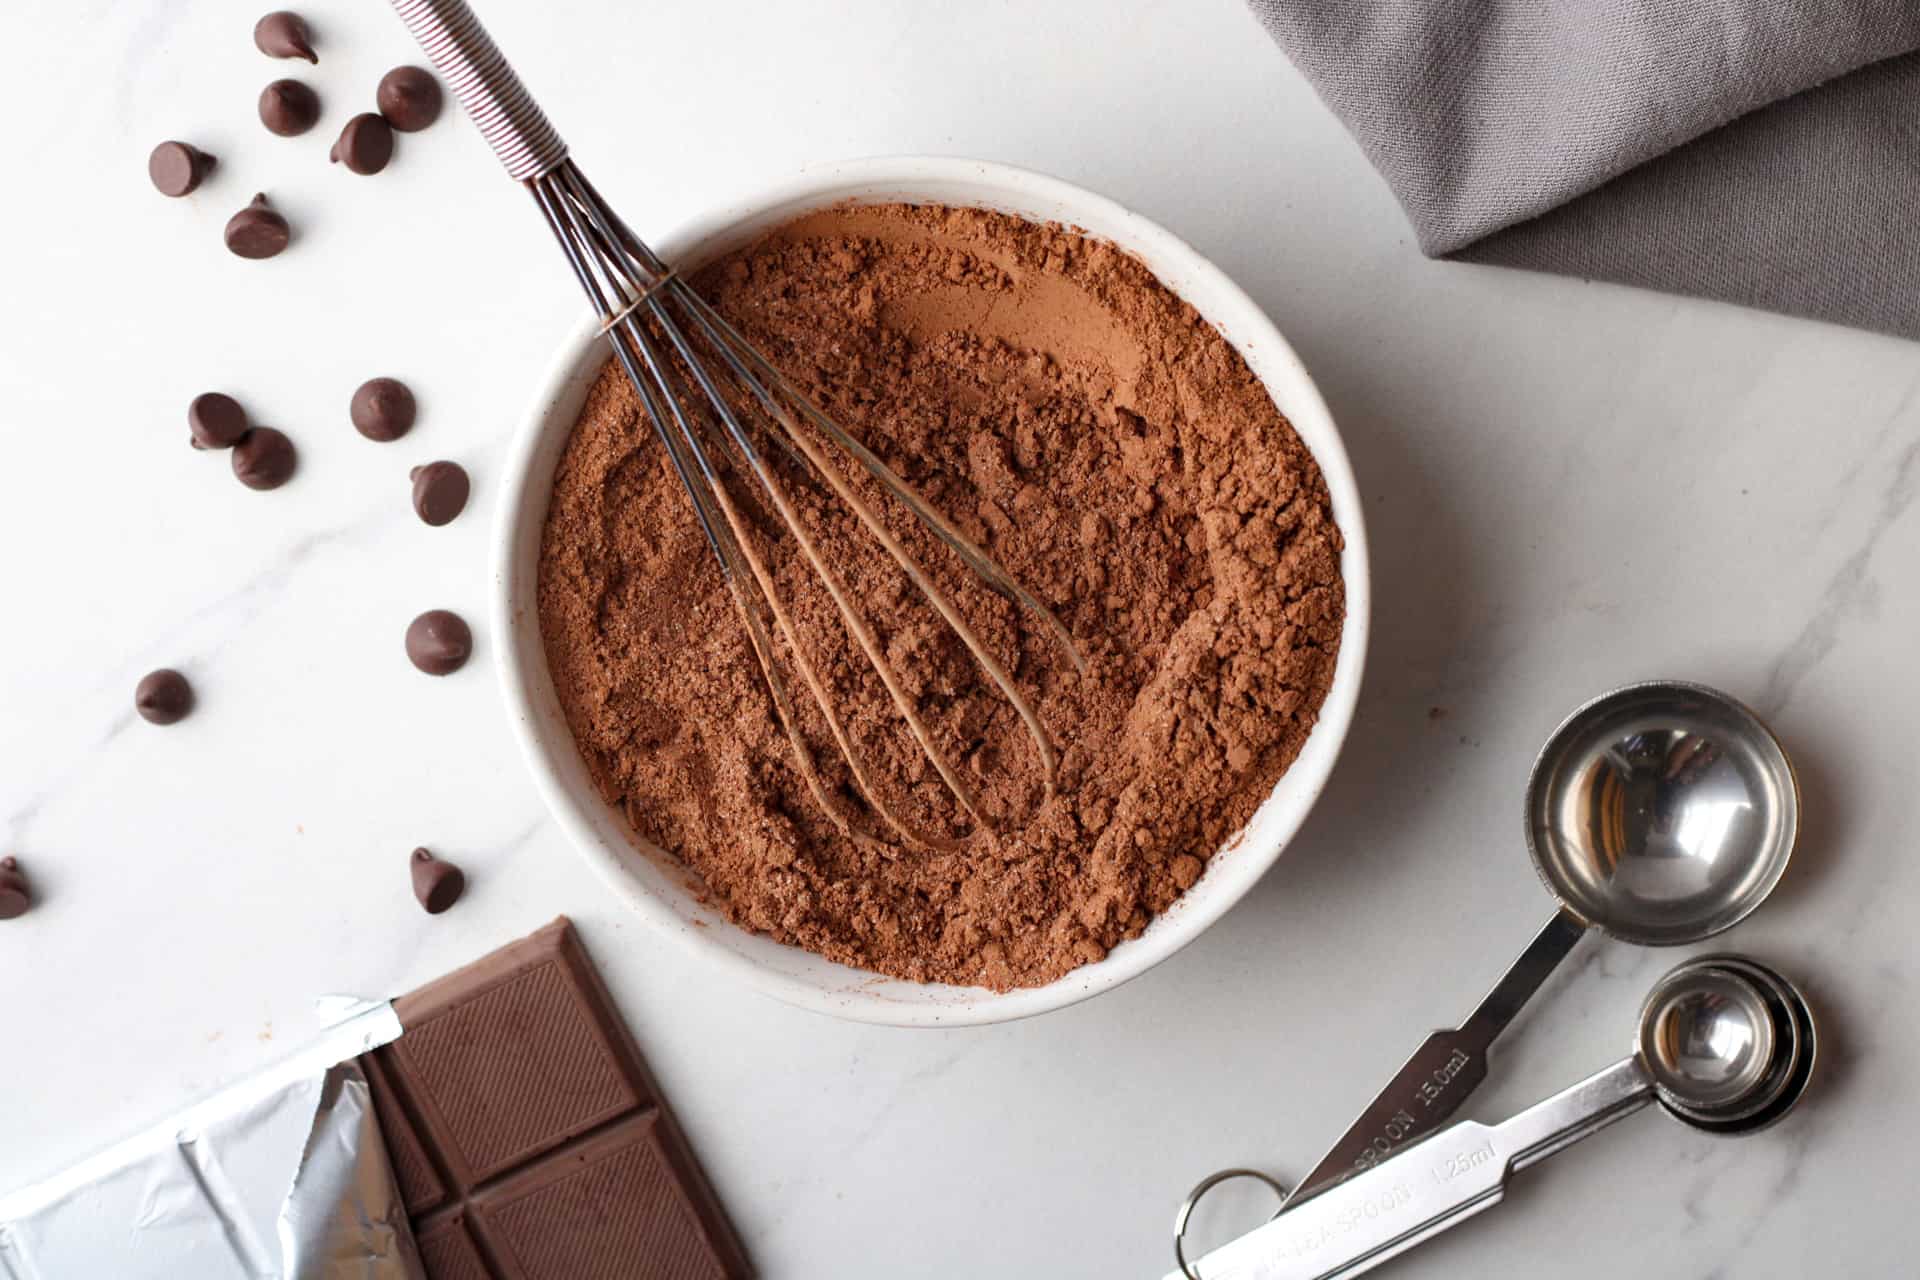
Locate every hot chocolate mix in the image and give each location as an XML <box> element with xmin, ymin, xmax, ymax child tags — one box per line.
<box><xmin>537</xmin><ymin>203</ymin><xmax>1344</xmax><ymax>989</ymax></box>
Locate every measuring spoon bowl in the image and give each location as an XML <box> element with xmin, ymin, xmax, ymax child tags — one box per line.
<box><xmin>1526</xmin><ymin>680</ymin><xmax>1798</xmax><ymax>945</ymax></box>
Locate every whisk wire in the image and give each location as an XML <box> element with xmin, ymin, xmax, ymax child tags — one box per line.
<box><xmin>552</xmin><ymin>166</ymin><xmax>1002</xmax><ymax>840</ymax></box>
<box><xmin>534</xmin><ymin>177</ymin><xmax>895</xmax><ymax>847</ymax></box>
<box><xmin>562</xmin><ymin>167</ymin><xmax>1089</xmax><ymax>667</ymax></box>
<box><xmin>537</xmin><ymin>157</ymin><xmax>1072</xmax><ymax>850</ymax></box>
<box><xmin>682</xmin><ymin>287</ymin><xmax>1087</xmax><ymax>675</ymax></box>
<box><xmin>570</xmin><ymin>164</ymin><xmax>1083</xmax><ymax>659</ymax></box>
<box><xmin>684</xmin><ymin>312</ymin><xmax>1065</xmax><ymax>800</ymax></box>
<box><xmin>663</xmin><ymin>323</ymin><xmax>1000</xmax><ymax>833</ymax></box>
<box><xmin>537</xmin><ymin>170</ymin><xmax>961</xmax><ymax>850</ymax></box>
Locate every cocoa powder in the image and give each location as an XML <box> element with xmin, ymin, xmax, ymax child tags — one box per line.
<box><xmin>537</xmin><ymin>203</ymin><xmax>1344</xmax><ymax>990</ymax></box>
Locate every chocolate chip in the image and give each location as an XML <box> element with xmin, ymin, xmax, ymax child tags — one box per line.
<box><xmin>188</xmin><ymin>392</ymin><xmax>249</xmax><ymax>450</ymax></box>
<box><xmin>135</xmin><ymin>669</ymin><xmax>194</xmax><ymax>725</ymax></box>
<box><xmin>232</xmin><ymin>426</ymin><xmax>297</xmax><ymax>490</ymax></box>
<box><xmin>258</xmin><ymin>79</ymin><xmax>320</xmax><ymax>136</ymax></box>
<box><xmin>0</xmin><ymin>857</ymin><xmax>29</xmax><ymax>921</ymax></box>
<box><xmin>329</xmin><ymin>113</ymin><xmax>394</xmax><ymax>175</ymax></box>
<box><xmin>406</xmin><ymin>610</ymin><xmax>471</xmax><ymax>675</ymax></box>
<box><xmin>376</xmin><ymin>66</ymin><xmax>442</xmax><ymax>132</ymax></box>
<box><xmin>148</xmin><ymin>141</ymin><xmax>215</xmax><ymax>197</ymax></box>
<box><xmin>410</xmin><ymin>461</ymin><xmax>470</xmax><ymax>527</ymax></box>
<box><xmin>253</xmin><ymin>11</ymin><xmax>316</xmax><ymax>62</ymax></box>
<box><xmin>410</xmin><ymin>848</ymin><xmax>466</xmax><ymax>914</ymax></box>
<box><xmin>350</xmin><ymin>377</ymin><xmax>415</xmax><ymax>441</ymax></box>
<box><xmin>224</xmin><ymin>194</ymin><xmax>290</xmax><ymax>259</ymax></box>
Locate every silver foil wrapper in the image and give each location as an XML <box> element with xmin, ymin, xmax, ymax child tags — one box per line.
<box><xmin>0</xmin><ymin>999</ymin><xmax>419</xmax><ymax>1280</ymax></box>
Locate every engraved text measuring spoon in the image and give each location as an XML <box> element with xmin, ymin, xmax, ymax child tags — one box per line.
<box><xmin>1177</xmin><ymin>953</ymin><xmax>1818</xmax><ymax>1279</ymax></box>
<box><xmin>1288</xmin><ymin>681</ymin><xmax>1796</xmax><ymax>1200</ymax></box>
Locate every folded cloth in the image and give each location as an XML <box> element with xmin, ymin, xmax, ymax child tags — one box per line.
<box><xmin>1248</xmin><ymin>1</ymin><xmax>1920</xmax><ymax>340</ymax></box>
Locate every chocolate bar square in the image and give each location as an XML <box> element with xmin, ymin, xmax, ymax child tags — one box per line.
<box><xmin>363</xmin><ymin>1049</ymin><xmax>447</xmax><ymax>1216</ymax></box>
<box><xmin>474</xmin><ymin>1114</ymin><xmax>737</xmax><ymax>1280</ymax></box>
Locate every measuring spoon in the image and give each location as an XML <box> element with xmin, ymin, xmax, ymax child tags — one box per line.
<box><xmin>1179</xmin><ymin>953</ymin><xmax>1817</xmax><ymax>1279</ymax></box>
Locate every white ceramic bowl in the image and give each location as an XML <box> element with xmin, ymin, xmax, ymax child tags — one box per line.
<box><xmin>494</xmin><ymin>157</ymin><xmax>1370</xmax><ymax>1026</ymax></box>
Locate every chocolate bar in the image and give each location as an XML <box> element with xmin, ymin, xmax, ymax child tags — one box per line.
<box><xmin>361</xmin><ymin>918</ymin><xmax>751</xmax><ymax>1279</ymax></box>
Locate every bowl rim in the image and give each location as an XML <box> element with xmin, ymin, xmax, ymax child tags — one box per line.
<box><xmin>492</xmin><ymin>154</ymin><xmax>1371</xmax><ymax>1026</ymax></box>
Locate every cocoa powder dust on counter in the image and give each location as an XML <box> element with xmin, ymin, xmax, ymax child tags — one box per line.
<box><xmin>538</xmin><ymin>203</ymin><xmax>1344</xmax><ymax>990</ymax></box>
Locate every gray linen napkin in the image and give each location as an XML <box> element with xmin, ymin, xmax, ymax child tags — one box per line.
<box><xmin>1247</xmin><ymin>1</ymin><xmax>1920</xmax><ymax>340</ymax></box>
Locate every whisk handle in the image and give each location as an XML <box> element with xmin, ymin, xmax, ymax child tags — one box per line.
<box><xmin>388</xmin><ymin>0</ymin><xmax>568</xmax><ymax>181</ymax></box>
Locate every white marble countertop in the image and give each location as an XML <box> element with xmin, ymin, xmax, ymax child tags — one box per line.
<box><xmin>3</xmin><ymin>1</ymin><xmax>1916</xmax><ymax>1276</ymax></box>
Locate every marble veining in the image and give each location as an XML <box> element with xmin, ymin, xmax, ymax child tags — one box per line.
<box><xmin>1759</xmin><ymin>431</ymin><xmax>1920</xmax><ymax>718</ymax></box>
<box><xmin>1</xmin><ymin>1</ymin><xmax>1917</xmax><ymax>1277</ymax></box>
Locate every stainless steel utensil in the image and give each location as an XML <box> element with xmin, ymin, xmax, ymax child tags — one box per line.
<box><xmin>1175</xmin><ymin>954</ymin><xmax>1817</xmax><ymax>1280</ymax></box>
<box><xmin>388</xmin><ymin>0</ymin><xmax>1080</xmax><ymax>851</ymax></box>
<box><xmin>1287</xmin><ymin>680</ymin><xmax>1796</xmax><ymax>1194</ymax></box>
<box><xmin>1174</xmin><ymin>681</ymin><xmax>1798</xmax><ymax>1276</ymax></box>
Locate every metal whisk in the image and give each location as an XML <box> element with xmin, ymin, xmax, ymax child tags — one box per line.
<box><xmin>391</xmin><ymin>0</ymin><xmax>1082</xmax><ymax>850</ymax></box>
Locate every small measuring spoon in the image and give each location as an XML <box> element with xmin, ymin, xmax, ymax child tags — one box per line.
<box><xmin>1178</xmin><ymin>954</ymin><xmax>1817</xmax><ymax>1279</ymax></box>
<box><xmin>1283</xmin><ymin>680</ymin><xmax>1797</xmax><ymax>1201</ymax></box>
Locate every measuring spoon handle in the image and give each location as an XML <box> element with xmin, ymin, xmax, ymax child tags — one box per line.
<box><xmin>1182</xmin><ymin>1056</ymin><xmax>1652</xmax><ymax>1280</ymax></box>
<box><xmin>1284</xmin><ymin>910</ymin><xmax>1587</xmax><ymax>1202</ymax></box>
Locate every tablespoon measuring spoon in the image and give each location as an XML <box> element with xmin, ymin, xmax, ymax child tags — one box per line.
<box><xmin>1286</xmin><ymin>680</ymin><xmax>1797</xmax><ymax>1202</ymax></box>
<box><xmin>1175</xmin><ymin>954</ymin><xmax>1818</xmax><ymax>1280</ymax></box>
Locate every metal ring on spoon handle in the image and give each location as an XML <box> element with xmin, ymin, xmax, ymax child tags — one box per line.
<box><xmin>388</xmin><ymin>0</ymin><xmax>568</xmax><ymax>180</ymax></box>
<box><xmin>1174</xmin><ymin>1170</ymin><xmax>1288</xmax><ymax>1280</ymax></box>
